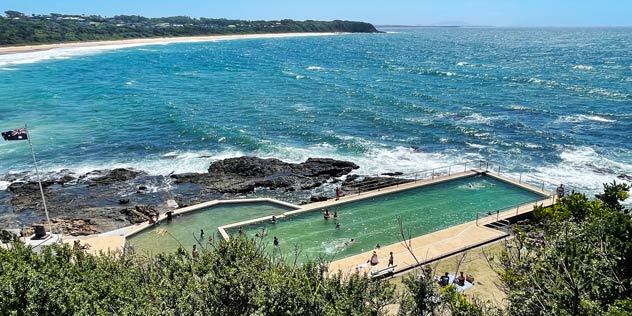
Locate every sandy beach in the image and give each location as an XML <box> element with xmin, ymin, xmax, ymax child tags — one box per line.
<box><xmin>0</xmin><ymin>32</ymin><xmax>340</xmax><ymax>55</ymax></box>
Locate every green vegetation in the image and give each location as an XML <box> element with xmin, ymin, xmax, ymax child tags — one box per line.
<box><xmin>0</xmin><ymin>182</ymin><xmax>629</xmax><ymax>315</ymax></box>
<box><xmin>0</xmin><ymin>11</ymin><xmax>378</xmax><ymax>46</ymax></box>
<box><xmin>0</xmin><ymin>238</ymin><xmax>395</xmax><ymax>315</ymax></box>
<box><xmin>495</xmin><ymin>181</ymin><xmax>632</xmax><ymax>316</ymax></box>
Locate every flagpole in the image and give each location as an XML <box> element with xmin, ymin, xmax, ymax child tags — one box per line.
<box><xmin>25</xmin><ymin>124</ymin><xmax>53</xmax><ymax>235</ymax></box>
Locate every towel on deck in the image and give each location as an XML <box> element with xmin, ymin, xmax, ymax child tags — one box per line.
<box><xmin>448</xmin><ymin>274</ymin><xmax>474</xmax><ymax>292</ymax></box>
<box><xmin>355</xmin><ymin>262</ymin><xmax>371</xmax><ymax>270</ymax></box>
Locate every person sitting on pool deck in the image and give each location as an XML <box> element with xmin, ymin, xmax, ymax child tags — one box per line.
<box><xmin>438</xmin><ymin>272</ymin><xmax>450</xmax><ymax>286</ymax></box>
<box><xmin>367</xmin><ymin>251</ymin><xmax>379</xmax><ymax>266</ymax></box>
<box><xmin>323</xmin><ymin>209</ymin><xmax>330</xmax><ymax>220</ymax></box>
<box><xmin>454</xmin><ymin>271</ymin><xmax>466</xmax><ymax>287</ymax></box>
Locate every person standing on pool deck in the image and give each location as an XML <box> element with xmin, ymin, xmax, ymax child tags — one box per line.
<box><xmin>388</xmin><ymin>252</ymin><xmax>394</xmax><ymax>267</ymax></box>
<box><xmin>335</xmin><ymin>187</ymin><xmax>341</xmax><ymax>200</ymax></box>
<box><xmin>273</xmin><ymin>236</ymin><xmax>279</xmax><ymax>247</ymax></box>
<box><xmin>556</xmin><ymin>184</ymin><xmax>565</xmax><ymax>198</ymax></box>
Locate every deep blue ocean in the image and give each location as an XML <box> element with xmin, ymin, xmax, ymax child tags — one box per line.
<box><xmin>1</xmin><ymin>28</ymin><xmax>631</xmax><ymax>196</ymax></box>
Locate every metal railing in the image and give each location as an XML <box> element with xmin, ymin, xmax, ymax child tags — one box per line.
<box><xmin>475</xmin><ymin>198</ymin><xmax>545</xmax><ymax>226</ymax></box>
<box><xmin>346</xmin><ymin>159</ymin><xmax>484</xmax><ymax>194</ymax></box>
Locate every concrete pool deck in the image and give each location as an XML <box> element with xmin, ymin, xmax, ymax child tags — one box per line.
<box><xmin>63</xmin><ymin>235</ymin><xmax>126</xmax><ymax>256</ymax></box>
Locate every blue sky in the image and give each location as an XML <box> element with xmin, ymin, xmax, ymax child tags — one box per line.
<box><xmin>1</xmin><ymin>0</ymin><xmax>630</xmax><ymax>27</ymax></box>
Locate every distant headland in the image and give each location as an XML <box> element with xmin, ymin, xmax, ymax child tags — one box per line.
<box><xmin>0</xmin><ymin>10</ymin><xmax>379</xmax><ymax>48</ymax></box>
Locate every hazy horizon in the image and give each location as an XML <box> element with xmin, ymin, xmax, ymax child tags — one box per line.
<box><xmin>0</xmin><ymin>0</ymin><xmax>630</xmax><ymax>28</ymax></box>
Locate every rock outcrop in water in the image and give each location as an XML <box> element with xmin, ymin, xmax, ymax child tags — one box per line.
<box><xmin>0</xmin><ymin>156</ymin><xmax>363</xmax><ymax>233</ymax></box>
<box><xmin>120</xmin><ymin>205</ymin><xmax>159</xmax><ymax>224</ymax></box>
<box><xmin>81</xmin><ymin>168</ymin><xmax>146</xmax><ymax>186</ymax></box>
<box><xmin>172</xmin><ymin>157</ymin><xmax>359</xmax><ymax>193</ymax></box>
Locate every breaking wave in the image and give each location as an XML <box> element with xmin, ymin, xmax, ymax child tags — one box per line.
<box><xmin>557</xmin><ymin>114</ymin><xmax>616</xmax><ymax>123</ymax></box>
<box><xmin>572</xmin><ymin>65</ymin><xmax>594</xmax><ymax>70</ymax></box>
<box><xmin>0</xmin><ymin>44</ymin><xmax>148</xmax><ymax>68</ymax></box>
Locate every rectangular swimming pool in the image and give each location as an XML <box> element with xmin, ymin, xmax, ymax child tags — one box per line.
<box><xmin>231</xmin><ymin>174</ymin><xmax>547</xmax><ymax>262</ymax></box>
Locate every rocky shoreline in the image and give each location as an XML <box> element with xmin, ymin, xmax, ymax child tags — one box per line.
<box><xmin>0</xmin><ymin>156</ymin><xmax>408</xmax><ymax>235</ymax></box>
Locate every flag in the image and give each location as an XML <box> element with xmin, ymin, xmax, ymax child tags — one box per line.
<box><xmin>1</xmin><ymin>128</ymin><xmax>28</xmax><ymax>141</ymax></box>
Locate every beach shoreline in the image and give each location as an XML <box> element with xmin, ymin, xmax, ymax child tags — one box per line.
<box><xmin>0</xmin><ymin>32</ymin><xmax>341</xmax><ymax>55</ymax></box>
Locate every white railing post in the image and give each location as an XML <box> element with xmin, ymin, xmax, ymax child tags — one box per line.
<box><xmin>448</xmin><ymin>166</ymin><xmax>451</xmax><ymax>176</ymax></box>
<box><xmin>464</xmin><ymin>162</ymin><xmax>467</xmax><ymax>172</ymax></box>
<box><xmin>432</xmin><ymin>169</ymin><xmax>435</xmax><ymax>179</ymax></box>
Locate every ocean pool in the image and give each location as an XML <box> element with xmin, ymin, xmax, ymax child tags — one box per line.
<box><xmin>230</xmin><ymin>174</ymin><xmax>546</xmax><ymax>262</ymax></box>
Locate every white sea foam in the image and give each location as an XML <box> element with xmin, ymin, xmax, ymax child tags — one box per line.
<box><xmin>0</xmin><ymin>181</ymin><xmax>9</xmax><ymax>191</ymax></box>
<box><xmin>572</xmin><ymin>65</ymin><xmax>593</xmax><ymax>70</ymax></box>
<box><xmin>0</xmin><ymin>44</ymin><xmax>148</xmax><ymax>68</ymax></box>
<box><xmin>557</xmin><ymin>114</ymin><xmax>616</xmax><ymax>123</ymax></box>
<box><xmin>246</xmin><ymin>139</ymin><xmax>463</xmax><ymax>176</ymax></box>
<box><xmin>306</xmin><ymin>66</ymin><xmax>322</xmax><ymax>70</ymax></box>
<box><xmin>530</xmin><ymin>146</ymin><xmax>632</xmax><ymax>196</ymax></box>
<box><xmin>0</xmin><ymin>67</ymin><xmax>17</xmax><ymax>71</ymax></box>
<box><xmin>43</xmin><ymin>149</ymin><xmax>243</xmax><ymax>176</ymax></box>
<box><xmin>460</xmin><ymin>113</ymin><xmax>494</xmax><ymax>125</ymax></box>
<box><xmin>521</xmin><ymin>143</ymin><xmax>543</xmax><ymax>149</ymax></box>
<box><xmin>456</xmin><ymin>61</ymin><xmax>468</xmax><ymax>66</ymax></box>
<box><xmin>587</xmin><ymin>88</ymin><xmax>628</xmax><ymax>99</ymax></box>
<box><xmin>295</xmin><ymin>75</ymin><xmax>305</xmax><ymax>79</ymax></box>
<box><xmin>508</xmin><ymin>104</ymin><xmax>529</xmax><ymax>111</ymax></box>
<box><xmin>466</xmin><ymin>143</ymin><xmax>486</xmax><ymax>149</ymax></box>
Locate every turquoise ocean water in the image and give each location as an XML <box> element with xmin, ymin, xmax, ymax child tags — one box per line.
<box><xmin>0</xmin><ymin>28</ymin><xmax>631</xmax><ymax>196</ymax></box>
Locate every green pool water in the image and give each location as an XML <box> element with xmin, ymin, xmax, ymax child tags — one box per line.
<box><xmin>127</xmin><ymin>201</ymin><xmax>296</xmax><ymax>254</ymax></box>
<box><xmin>232</xmin><ymin>175</ymin><xmax>546</xmax><ymax>262</ymax></box>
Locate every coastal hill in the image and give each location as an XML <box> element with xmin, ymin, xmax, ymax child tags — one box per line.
<box><xmin>0</xmin><ymin>10</ymin><xmax>379</xmax><ymax>46</ymax></box>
